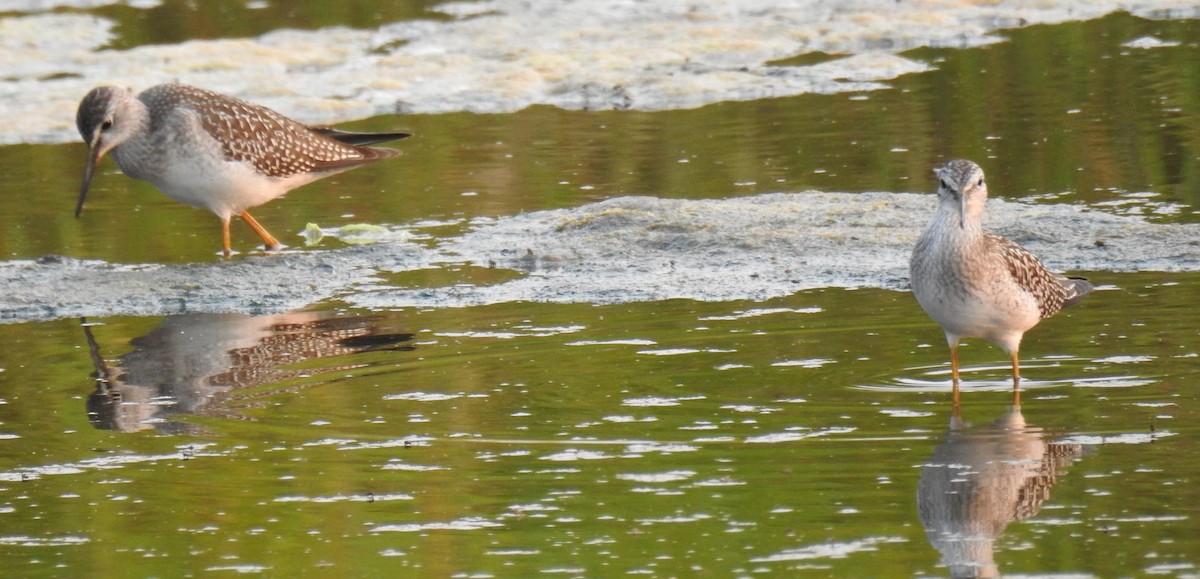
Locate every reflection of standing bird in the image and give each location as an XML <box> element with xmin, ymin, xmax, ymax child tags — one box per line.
<box><xmin>910</xmin><ymin>160</ymin><xmax>1092</xmax><ymax>398</ymax></box>
<box><xmin>917</xmin><ymin>405</ymin><xmax>1085</xmax><ymax>578</ymax></box>
<box><xmin>75</xmin><ymin>84</ymin><xmax>409</xmax><ymax>257</ymax></box>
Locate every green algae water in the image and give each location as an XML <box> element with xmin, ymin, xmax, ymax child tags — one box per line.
<box><xmin>1</xmin><ymin>5</ymin><xmax>1200</xmax><ymax>577</ymax></box>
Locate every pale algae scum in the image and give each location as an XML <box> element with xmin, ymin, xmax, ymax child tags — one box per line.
<box><xmin>1</xmin><ymin>0</ymin><xmax>1199</xmax><ymax>320</ymax></box>
<box><xmin>2</xmin><ymin>0</ymin><xmax>1198</xmax><ymax>144</ymax></box>
<box><xmin>2</xmin><ymin>193</ymin><xmax>1199</xmax><ymax>321</ymax></box>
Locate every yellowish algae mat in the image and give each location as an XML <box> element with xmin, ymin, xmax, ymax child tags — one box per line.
<box><xmin>1</xmin><ymin>0</ymin><xmax>1198</xmax><ymax>143</ymax></box>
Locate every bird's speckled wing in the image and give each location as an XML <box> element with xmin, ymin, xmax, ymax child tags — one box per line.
<box><xmin>141</xmin><ymin>84</ymin><xmax>396</xmax><ymax>177</ymax></box>
<box><xmin>987</xmin><ymin>231</ymin><xmax>1090</xmax><ymax>319</ymax></box>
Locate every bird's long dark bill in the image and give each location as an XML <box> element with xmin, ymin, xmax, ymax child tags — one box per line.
<box><xmin>75</xmin><ymin>148</ymin><xmax>102</xmax><ymax>218</ymax></box>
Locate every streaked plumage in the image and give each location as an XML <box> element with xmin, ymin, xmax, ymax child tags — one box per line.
<box><xmin>918</xmin><ymin>404</ymin><xmax>1085</xmax><ymax>576</ymax></box>
<box><xmin>910</xmin><ymin>159</ymin><xmax>1092</xmax><ymax>396</ymax></box>
<box><xmin>75</xmin><ymin>83</ymin><xmax>409</xmax><ymax>257</ymax></box>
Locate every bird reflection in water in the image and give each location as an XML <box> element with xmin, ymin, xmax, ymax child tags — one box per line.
<box><xmin>917</xmin><ymin>404</ymin><xmax>1088</xmax><ymax>578</ymax></box>
<box><xmin>81</xmin><ymin>312</ymin><xmax>415</xmax><ymax>432</ymax></box>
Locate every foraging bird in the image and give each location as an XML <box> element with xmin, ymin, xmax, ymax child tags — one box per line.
<box><xmin>910</xmin><ymin>159</ymin><xmax>1091</xmax><ymax>399</ymax></box>
<box><xmin>75</xmin><ymin>83</ymin><xmax>409</xmax><ymax>257</ymax></box>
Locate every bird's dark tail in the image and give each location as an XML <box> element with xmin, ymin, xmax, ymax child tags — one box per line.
<box><xmin>1061</xmin><ymin>276</ymin><xmax>1093</xmax><ymax>308</ymax></box>
<box><xmin>311</xmin><ymin>128</ymin><xmax>411</xmax><ymax>146</ymax></box>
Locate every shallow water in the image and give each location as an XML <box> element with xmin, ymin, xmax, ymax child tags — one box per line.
<box><xmin>1</xmin><ymin>274</ymin><xmax>1197</xmax><ymax>576</ymax></box>
<box><xmin>1</xmin><ymin>2</ymin><xmax>1200</xmax><ymax>577</ymax></box>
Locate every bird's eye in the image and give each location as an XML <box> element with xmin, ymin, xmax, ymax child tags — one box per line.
<box><xmin>976</xmin><ymin>178</ymin><xmax>984</xmax><ymax>187</ymax></box>
<box><xmin>100</xmin><ymin>119</ymin><xmax>113</xmax><ymax>132</ymax></box>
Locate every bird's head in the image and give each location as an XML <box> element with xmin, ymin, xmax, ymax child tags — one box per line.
<box><xmin>934</xmin><ymin>159</ymin><xmax>988</xmax><ymax>229</ymax></box>
<box><xmin>75</xmin><ymin>86</ymin><xmax>139</xmax><ymax>218</ymax></box>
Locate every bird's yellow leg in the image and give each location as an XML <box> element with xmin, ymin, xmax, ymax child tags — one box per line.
<box><xmin>1011</xmin><ymin>352</ymin><xmax>1022</xmax><ymax>405</ymax></box>
<box><xmin>240</xmin><ymin>211</ymin><xmax>281</xmax><ymax>252</ymax></box>
<box><xmin>222</xmin><ymin>217</ymin><xmax>232</xmax><ymax>258</ymax></box>
<box><xmin>950</xmin><ymin>342</ymin><xmax>961</xmax><ymax>407</ymax></box>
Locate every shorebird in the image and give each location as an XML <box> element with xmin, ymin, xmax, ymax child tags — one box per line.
<box><xmin>910</xmin><ymin>159</ymin><xmax>1091</xmax><ymax>400</ymax></box>
<box><xmin>75</xmin><ymin>84</ymin><xmax>409</xmax><ymax>257</ymax></box>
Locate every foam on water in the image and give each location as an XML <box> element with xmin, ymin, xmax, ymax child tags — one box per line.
<box><xmin>1</xmin><ymin>0</ymin><xmax>1197</xmax><ymax>143</ymax></box>
<box><xmin>2</xmin><ymin>191</ymin><xmax>1199</xmax><ymax>322</ymax></box>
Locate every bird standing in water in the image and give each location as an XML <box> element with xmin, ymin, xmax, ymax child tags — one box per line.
<box><xmin>910</xmin><ymin>159</ymin><xmax>1092</xmax><ymax>402</ymax></box>
<box><xmin>75</xmin><ymin>83</ymin><xmax>409</xmax><ymax>257</ymax></box>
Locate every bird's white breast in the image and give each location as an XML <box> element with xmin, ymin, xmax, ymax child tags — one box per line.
<box><xmin>911</xmin><ymin>218</ymin><xmax>1042</xmax><ymax>351</ymax></box>
<box><xmin>110</xmin><ymin>105</ymin><xmax>300</xmax><ymax>219</ymax></box>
